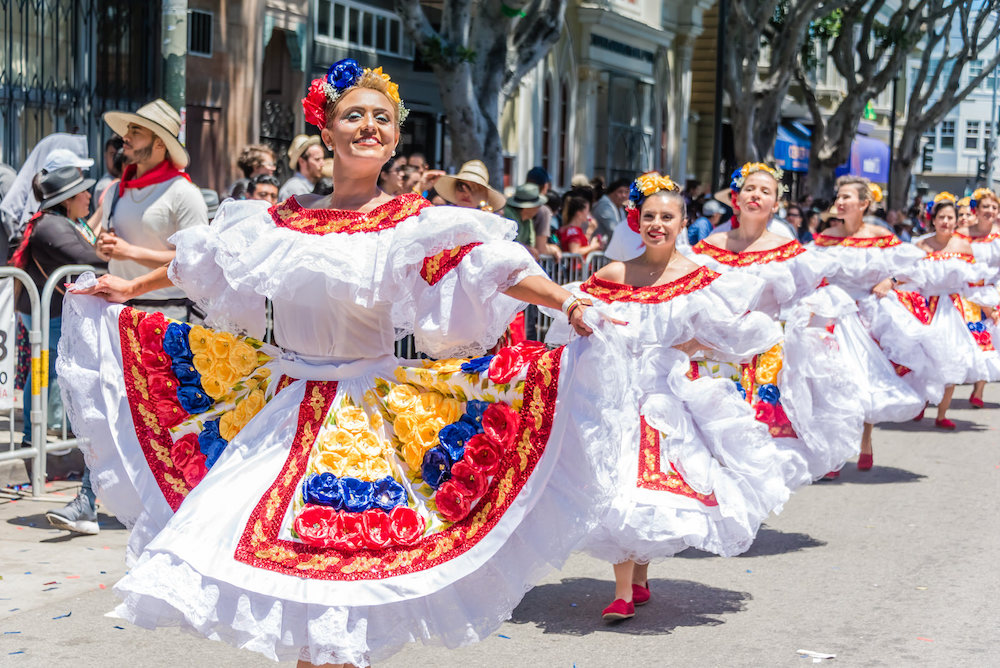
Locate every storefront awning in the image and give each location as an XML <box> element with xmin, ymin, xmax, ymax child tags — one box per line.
<box><xmin>774</xmin><ymin>124</ymin><xmax>811</xmax><ymax>173</ymax></box>
<box><xmin>835</xmin><ymin>135</ymin><xmax>889</xmax><ymax>183</ymax></box>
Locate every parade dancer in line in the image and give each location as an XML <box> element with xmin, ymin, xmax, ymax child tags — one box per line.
<box><xmin>59</xmin><ymin>58</ymin><xmax>629</xmax><ymax>668</ymax></box>
<box><xmin>547</xmin><ymin>173</ymin><xmax>802</xmax><ymax>621</ymax></box>
<box><xmin>687</xmin><ymin>163</ymin><xmax>864</xmax><ymax>482</ymax></box>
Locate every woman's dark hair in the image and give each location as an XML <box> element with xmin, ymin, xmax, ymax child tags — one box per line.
<box><xmin>312</xmin><ymin>177</ymin><xmax>333</xmax><ymax>196</ymax></box>
<box><xmin>561</xmin><ymin>196</ymin><xmax>589</xmax><ymax>226</ymax></box>
<box><xmin>248</xmin><ymin>174</ymin><xmax>280</xmax><ymax>195</ymax></box>
<box><xmin>931</xmin><ymin>201</ymin><xmax>957</xmax><ymax>223</ymax></box>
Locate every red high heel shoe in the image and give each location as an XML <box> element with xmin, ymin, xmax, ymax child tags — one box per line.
<box><xmin>935</xmin><ymin>418</ymin><xmax>956</xmax><ymax>430</ymax></box>
<box><xmin>857</xmin><ymin>453</ymin><xmax>873</xmax><ymax>471</ymax></box>
<box><xmin>602</xmin><ymin>598</ymin><xmax>635</xmax><ymax>620</ymax></box>
<box><xmin>970</xmin><ymin>396</ymin><xmax>984</xmax><ymax>408</ymax></box>
<box><xmin>632</xmin><ymin>582</ymin><xmax>651</xmax><ymax>606</ymax></box>
<box><xmin>822</xmin><ymin>470</ymin><xmax>841</xmax><ymax>480</ymax></box>
<box><xmin>912</xmin><ymin>407</ymin><xmax>925</xmax><ymax>421</ymax></box>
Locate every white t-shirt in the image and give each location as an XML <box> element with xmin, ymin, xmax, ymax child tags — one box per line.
<box><xmin>103</xmin><ymin>176</ymin><xmax>208</xmax><ymax>300</ymax></box>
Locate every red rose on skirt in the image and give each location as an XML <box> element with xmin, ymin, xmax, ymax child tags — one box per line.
<box><xmin>169</xmin><ymin>433</ymin><xmax>207</xmax><ymax>487</ymax></box>
<box><xmin>141</xmin><ymin>349</ymin><xmax>173</xmax><ymax>372</ymax></box>
<box><xmin>482</xmin><ymin>402</ymin><xmax>519</xmax><ymax>449</ymax></box>
<box><xmin>435</xmin><ymin>480</ymin><xmax>471</xmax><ymax>522</ymax></box>
<box><xmin>137</xmin><ymin>312</ymin><xmax>168</xmax><ymax>353</ymax></box>
<box><xmin>754</xmin><ymin>402</ymin><xmax>776</xmax><ymax>426</ymax></box>
<box><xmin>294</xmin><ymin>505</ymin><xmax>337</xmax><ymax>545</ymax></box>
<box><xmin>388</xmin><ymin>506</ymin><xmax>425</xmax><ymax>546</ymax></box>
<box><xmin>487</xmin><ymin>347</ymin><xmax>522</xmax><ymax>384</ymax></box>
<box><xmin>361</xmin><ymin>508</ymin><xmax>393</xmax><ymax>550</ymax></box>
<box><xmin>155</xmin><ymin>398</ymin><xmax>189</xmax><ymax>428</ymax></box>
<box><xmin>451</xmin><ymin>460</ymin><xmax>488</xmax><ymax>499</ymax></box>
<box><xmin>329</xmin><ymin>512</ymin><xmax>365</xmax><ymax>551</ymax></box>
<box><xmin>147</xmin><ymin>371</ymin><xmax>180</xmax><ymax>401</ymax></box>
<box><xmin>465</xmin><ymin>434</ymin><xmax>501</xmax><ymax>476</ymax></box>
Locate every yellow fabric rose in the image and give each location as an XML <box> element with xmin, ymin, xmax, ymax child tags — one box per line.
<box><xmin>319</xmin><ymin>449</ymin><xmax>361</xmax><ymax>476</ymax></box>
<box><xmin>392</xmin><ymin>412</ymin><xmax>419</xmax><ymax>442</ymax></box>
<box><xmin>201</xmin><ymin>375</ymin><xmax>228</xmax><ymax>400</ymax></box>
<box><xmin>437</xmin><ymin>397</ymin><xmax>462</xmax><ymax>424</ymax></box>
<box><xmin>336</xmin><ymin>406</ymin><xmax>369</xmax><ymax>433</ymax></box>
<box><xmin>414</xmin><ymin>418</ymin><xmax>444</xmax><ymax>450</ymax></box>
<box><xmin>211</xmin><ymin>331</ymin><xmax>237</xmax><ymax>359</ymax></box>
<box><xmin>354</xmin><ymin>430</ymin><xmax>385</xmax><ymax>458</ymax></box>
<box><xmin>229</xmin><ymin>341</ymin><xmax>258</xmax><ymax>376</ymax></box>
<box><xmin>416</xmin><ymin>391</ymin><xmax>443</xmax><ymax>415</ymax></box>
<box><xmin>402</xmin><ymin>439</ymin><xmax>427</xmax><ymax>471</ymax></box>
<box><xmin>192</xmin><ymin>352</ymin><xmax>213</xmax><ymax>376</ymax></box>
<box><xmin>219</xmin><ymin>410</ymin><xmax>240</xmax><ymax>441</ymax></box>
<box><xmin>756</xmin><ymin>361</ymin><xmax>780</xmax><ymax>385</ymax></box>
<box><xmin>369</xmin><ymin>411</ymin><xmax>384</xmax><ymax>431</ymax></box>
<box><xmin>189</xmin><ymin>325</ymin><xmax>211</xmax><ymax>354</ymax></box>
<box><xmin>210</xmin><ymin>359</ymin><xmax>240</xmax><ymax>388</ymax></box>
<box><xmin>316</xmin><ymin>428</ymin><xmax>355</xmax><ymax>455</ymax></box>
<box><xmin>386</xmin><ymin>383</ymin><xmax>420</xmax><ymax>414</ymax></box>
<box><xmin>428</xmin><ymin>359</ymin><xmax>464</xmax><ymax>373</ymax></box>
<box><xmin>362</xmin><ymin>457</ymin><xmax>392</xmax><ymax>481</ymax></box>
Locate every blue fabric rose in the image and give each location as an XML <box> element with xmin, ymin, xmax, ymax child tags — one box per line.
<box><xmin>340</xmin><ymin>477</ymin><xmax>374</xmax><ymax>513</ymax></box>
<box><xmin>968</xmin><ymin>321</ymin><xmax>986</xmax><ymax>333</ymax></box>
<box><xmin>198</xmin><ymin>419</ymin><xmax>228</xmax><ymax>468</ymax></box>
<box><xmin>438</xmin><ymin>421</ymin><xmax>477</xmax><ymax>462</ymax></box>
<box><xmin>172</xmin><ymin>360</ymin><xmax>201</xmax><ymax>387</ymax></box>
<box><xmin>461</xmin><ymin>355</ymin><xmax>494</xmax><ymax>374</ymax></box>
<box><xmin>729</xmin><ymin>167</ymin><xmax>744</xmax><ymax>191</ymax></box>
<box><xmin>177</xmin><ymin>385</ymin><xmax>213</xmax><ymax>414</ymax></box>
<box><xmin>326</xmin><ymin>58</ymin><xmax>363</xmax><ymax>91</ymax></box>
<box><xmin>460</xmin><ymin>400</ymin><xmax>490</xmax><ymax>431</ymax></box>
<box><xmin>372</xmin><ymin>476</ymin><xmax>407</xmax><ymax>512</ymax></box>
<box><xmin>733</xmin><ymin>380</ymin><xmax>747</xmax><ymax>400</ymax></box>
<box><xmin>304</xmin><ymin>472</ymin><xmax>345</xmax><ymax>508</ymax></box>
<box><xmin>163</xmin><ymin>322</ymin><xmax>193</xmax><ymax>361</ymax></box>
<box><xmin>757</xmin><ymin>383</ymin><xmax>781</xmax><ymax>405</ymax></box>
<box><xmin>422</xmin><ymin>446</ymin><xmax>453</xmax><ymax>489</ymax></box>
<box><xmin>628</xmin><ymin>181</ymin><xmax>643</xmax><ymax>206</ymax></box>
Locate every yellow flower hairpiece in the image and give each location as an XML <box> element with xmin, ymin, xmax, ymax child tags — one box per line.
<box><xmin>973</xmin><ymin>187</ymin><xmax>996</xmax><ymax>202</ymax></box>
<box><xmin>368</xmin><ymin>67</ymin><xmax>402</xmax><ymax>106</ymax></box>
<box><xmin>635</xmin><ymin>172</ymin><xmax>679</xmax><ymax>197</ymax></box>
<box><xmin>958</xmin><ymin>196</ymin><xmax>972</xmax><ymax>207</ymax></box>
<box><xmin>732</xmin><ymin>162</ymin><xmax>788</xmax><ymax>198</ymax></box>
<box><xmin>869</xmin><ymin>184</ymin><xmax>884</xmax><ymax>204</ymax></box>
<box><xmin>933</xmin><ymin>191</ymin><xmax>956</xmax><ymax>205</ymax></box>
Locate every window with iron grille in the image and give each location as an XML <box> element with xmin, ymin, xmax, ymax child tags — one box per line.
<box><xmin>188</xmin><ymin>10</ymin><xmax>213</xmax><ymax>57</ymax></box>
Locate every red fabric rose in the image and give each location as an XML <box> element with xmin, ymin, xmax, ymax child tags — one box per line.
<box><xmin>329</xmin><ymin>512</ymin><xmax>365</xmax><ymax>551</ymax></box>
<box><xmin>450</xmin><ymin>460</ymin><xmax>488</xmax><ymax>499</ymax></box>
<box><xmin>147</xmin><ymin>371</ymin><xmax>180</xmax><ymax>402</ymax></box>
<box><xmin>141</xmin><ymin>349</ymin><xmax>172</xmax><ymax>372</ymax></box>
<box><xmin>294</xmin><ymin>505</ymin><xmax>337</xmax><ymax>545</ymax></box>
<box><xmin>388</xmin><ymin>506</ymin><xmax>425</xmax><ymax>546</ymax></box>
<box><xmin>361</xmin><ymin>508</ymin><xmax>393</xmax><ymax>550</ymax></box>
<box><xmin>626</xmin><ymin>207</ymin><xmax>640</xmax><ymax>233</ymax></box>
<box><xmin>435</xmin><ymin>480</ymin><xmax>471</xmax><ymax>522</ymax></box>
<box><xmin>754</xmin><ymin>402</ymin><xmax>776</xmax><ymax>426</ymax></box>
<box><xmin>464</xmin><ymin>434</ymin><xmax>501</xmax><ymax>476</ymax></box>
<box><xmin>137</xmin><ymin>312</ymin><xmax>168</xmax><ymax>353</ymax></box>
<box><xmin>155</xmin><ymin>398</ymin><xmax>189</xmax><ymax>428</ymax></box>
<box><xmin>510</xmin><ymin>340</ymin><xmax>547</xmax><ymax>362</ymax></box>
<box><xmin>169</xmin><ymin>433</ymin><xmax>207</xmax><ymax>487</ymax></box>
<box><xmin>772</xmin><ymin>402</ymin><xmax>793</xmax><ymax>427</ymax></box>
<box><xmin>487</xmin><ymin>347</ymin><xmax>522</xmax><ymax>384</ymax></box>
<box><xmin>303</xmin><ymin>79</ymin><xmax>328</xmax><ymax>129</ymax></box>
<box><xmin>482</xmin><ymin>402</ymin><xmax>519</xmax><ymax>450</ymax></box>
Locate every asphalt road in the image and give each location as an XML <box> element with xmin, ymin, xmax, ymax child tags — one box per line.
<box><xmin>2</xmin><ymin>386</ymin><xmax>998</xmax><ymax>667</ymax></box>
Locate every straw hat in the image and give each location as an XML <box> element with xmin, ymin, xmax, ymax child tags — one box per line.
<box><xmin>104</xmin><ymin>99</ymin><xmax>189</xmax><ymax>169</ymax></box>
<box><xmin>288</xmin><ymin>134</ymin><xmax>322</xmax><ymax>170</ymax></box>
<box><xmin>37</xmin><ymin>166</ymin><xmax>96</xmax><ymax>210</ymax></box>
<box><xmin>819</xmin><ymin>204</ymin><xmax>841</xmax><ymax>224</ymax></box>
<box><xmin>435</xmin><ymin>160</ymin><xmax>506</xmax><ymax>211</ymax></box>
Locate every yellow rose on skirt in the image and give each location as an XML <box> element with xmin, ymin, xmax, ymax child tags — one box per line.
<box><xmin>386</xmin><ymin>383</ymin><xmax>421</xmax><ymax>414</ymax></box>
<box><xmin>229</xmin><ymin>341</ymin><xmax>258</xmax><ymax>376</ymax></box>
<box><xmin>211</xmin><ymin>331</ymin><xmax>237</xmax><ymax>359</ymax></box>
<box><xmin>188</xmin><ymin>325</ymin><xmax>212</xmax><ymax>354</ymax></box>
<box><xmin>336</xmin><ymin>406</ymin><xmax>370</xmax><ymax>434</ymax></box>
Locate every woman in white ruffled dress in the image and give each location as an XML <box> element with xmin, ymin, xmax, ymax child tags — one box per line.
<box><xmin>808</xmin><ymin>176</ymin><xmax>930</xmax><ymax>471</ymax></box>
<box><xmin>686</xmin><ymin>163</ymin><xmax>864</xmax><ymax>482</ymax></box>
<box><xmin>955</xmin><ymin>187</ymin><xmax>1000</xmax><ymax>407</ymax></box>
<box><xmin>894</xmin><ymin>196</ymin><xmax>1000</xmax><ymax>427</ymax></box>
<box><xmin>547</xmin><ymin>173</ymin><xmax>802</xmax><ymax>622</ymax></box>
<box><xmin>58</xmin><ymin>60</ymin><xmax>626</xmax><ymax>668</ymax></box>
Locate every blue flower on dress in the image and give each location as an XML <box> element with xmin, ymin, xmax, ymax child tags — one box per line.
<box><xmin>757</xmin><ymin>383</ymin><xmax>781</xmax><ymax>405</ymax></box>
<box><xmin>968</xmin><ymin>321</ymin><xmax>986</xmax><ymax>333</ymax></box>
<box><xmin>172</xmin><ymin>360</ymin><xmax>201</xmax><ymax>387</ymax></box>
<box><xmin>163</xmin><ymin>322</ymin><xmax>193</xmax><ymax>361</ymax></box>
<box><xmin>198</xmin><ymin>419</ymin><xmax>228</xmax><ymax>468</ymax></box>
<box><xmin>438</xmin><ymin>421</ymin><xmax>477</xmax><ymax>462</ymax></box>
<box><xmin>326</xmin><ymin>58</ymin><xmax>364</xmax><ymax>91</ymax></box>
<box><xmin>421</xmin><ymin>446</ymin><xmax>453</xmax><ymax>489</ymax></box>
<box><xmin>177</xmin><ymin>385</ymin><xmax>213</xmax><ymax>414</ymax></box>
<box><xmin>460</xmin><ymin>400</ymin><xmax>490</xmax><ymax>431</ymax></box>
<box><xmin>733</xmin><ymin>380</ymin><xmax>747</xmax><ymax>399</ymax></box>
<box><xmin>372</xmin><ymin>476</ymin><xmax>408</xmax><ymax>512</ymax></box>
<box><xmin>461</xmin><ymin>355</ymin><xmax>494</xmax><ymax>374</ymax></box>
<box><xmin>340</xmin><ymin>477</ymin><xmax>374</xmax><ymax>513</ymax></box>
<box><xmin>303</xmin><ymin>472</ymin><xmax>344</xmax><ymax>508</ymax></box>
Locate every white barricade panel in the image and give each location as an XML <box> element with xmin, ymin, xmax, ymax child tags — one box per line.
<box><xmin>0</xmin><ymin>278</ymin><xmax>14</xmax><ymax>410</ymax></box>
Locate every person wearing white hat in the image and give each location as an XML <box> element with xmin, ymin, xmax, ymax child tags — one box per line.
<box><xmin>434</xmin><ymin>160</ymin><xmax>506</xmax><ymax>211</ymax></box>
<box><xmin>279</xmin><ymin>134</ymin><xmax>325</xmax><ymax>201</ymax></box>
<box><xmin>96</xmin><ymin>98</ymin><xmax>208</xmax><ymax>320</ymax></box>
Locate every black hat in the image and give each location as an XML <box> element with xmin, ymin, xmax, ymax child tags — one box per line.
<box><xmin>37</xmin><ymin>166</ymin><xmax>96</xmax><ymax>210</ymax></box>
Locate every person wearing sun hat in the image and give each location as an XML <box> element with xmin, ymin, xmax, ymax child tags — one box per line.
<box><xmin>279</xmin><ymin>134</ymin><xmax>325</xmax><ymax>201</ymax></box>
<box><xmin>96</xmin><ymin>98</ymin><xmax>207</xmax><ymax>320</ymax></box>
<box><xmin>434</xmin><ymin>159</ymin><xmax>506</xmax><ymax>211</ymax></box>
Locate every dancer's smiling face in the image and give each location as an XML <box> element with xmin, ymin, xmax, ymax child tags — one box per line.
<box><xmin>976</xmin><ymin>195</ymin><xmax>999</xmax><ymax>226</ymax></box>
<box><xmin>639</xmin><ymin>191</ymin><xmax>685</xmax><ymax>249</ymax></box>
<box><xmin>321</xmin><ymin>88</ymin><xmax>399</xmax><ymax>167</ymax></box>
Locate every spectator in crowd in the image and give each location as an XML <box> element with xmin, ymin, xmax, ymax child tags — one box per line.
<box><xmin>784</xmin><ymin>204</ymin><xmax>805</xmax><ymax>242</ymax></box>
<box><xmin>425</xmin><ymin>187</ymin><xmax>447</xmax><ymax>206</ymax></box>
<box><xmin>378</xmin><ymin>155</ymin><xmax>406</xmax><ymax>195</ymax></box>
<box><xmin>545</xmin><ymin>191</ymin><xmax>562</xmax><ymax>227</ymax></box>
<box><xmin>201</xmin><ymin>188</ymin><xmax>220</xmax><ymax>222</ymax></box>
<box><xmin>399</xmin><ymin>164</ymin><xmax>422</xmax><ymax>194</ymax></box>
<box><xmin>278</xmin><ymin>134</ymin><xmax>324</xmax><ymax>201</ymax></box>
<box><xmin>524</xmin><ymin>166</ymin><xmax>563</xmax><ymax>257</ymax></box>
<box><xmin>94</xmin><ymin>135</ymin><xmax>124</xmax><ymax>196</ymax></box>
<box><xmin>688</xmin><ymin>198</ymin><xmax>728</xmax><ymax>246</ymax></box>
<box><xmin>13</xmin><ymin>166</ymin><xmax>106</xmax><ymax>533</ymax></box>
<box><xmin>229</xmin><ymin>144</ymin><xmax>277</xmax><ymax>199</ymax></box>
<box><xmin>590</xmin><ymin>175</ymin><xmax>605</xmax><ymax>201</ymax></box>
<box><xmin>502</xmin><ymin>183</ymin><xmax>548</xmax><ymax>259</ymax></box>
<box><xmin>556</xmin><ymin>195</ymin><xmax>603</xmax><ymax>257</ymax></box>
<box><xmin>435</xmin><ymin>160</ymin><xmax>506</xmax><ymax>211</ymax></box>
<box><xmin>407</xmin><ymin>152</ymin><xmax>428</xmax><ymax>175</ymax></box>
<box><xmin>591</xmin><ymin>177</ymin><xmax>629</xmax><ymax>241</ymax></box>
<box><xmin>248</xmin><ymin>174</ymin><xmax>280</xmax><ymax>205</ymax></box>
<box><xmin>96</xmin><ymin>98</ymin><xmax>209</xmax><ymax>321</ymax></box>
<box><xmin>800</xmin><ymin>207</ymin><xmax>820</xmax><ymax>243</ymax></box>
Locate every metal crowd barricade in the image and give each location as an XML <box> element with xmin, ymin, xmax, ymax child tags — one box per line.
<box><xmin>586</xmin><ymin>251</ymin><xmax>611</xmax><ymax>275</ymax></box>
<box><xmin>37</xmin><ymin>265</ymin><xmax>104</xmax><ymax>482</ymax></box>
<box><xmin>0</xmin><ymin>267</ymin><xmax>44</xmax><ymax>495</ymax></box>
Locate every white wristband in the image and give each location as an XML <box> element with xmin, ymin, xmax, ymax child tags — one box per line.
<box><xmin>561</xmin><ymin>294</ymin><xmax>578</xmax><ymax>314</ymax></box>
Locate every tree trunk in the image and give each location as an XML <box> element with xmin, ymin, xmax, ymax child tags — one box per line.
<box><xmin>730</xmin><ymin>104</ymin><xmax>759</xmax><ymax>165</ymax></box>
<box><xmin>805</xmin><ymin>155</ymin><xmax>837</xmax><ymax>201</ymax></box>
<box><xmin>888</xmin><ymin>157</ymin><xmax>914</xmax><ymax>211</ymax></box>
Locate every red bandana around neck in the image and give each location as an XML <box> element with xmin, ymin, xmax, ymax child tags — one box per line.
<box><xmin>118</xmin><ymin>160</ymin><xmax>191</xmax><ymax>197</ymax></box>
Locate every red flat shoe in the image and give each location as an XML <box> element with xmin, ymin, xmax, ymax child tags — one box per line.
<box><xmin>935</xmin><ymin>418</ymin><xmax>956</xmax><ymax>430</ymax></box>
<box><xmin>602</xmin><ymin>598</ymin><xmax>635</xmax><ymax>621</ymax></box>
<box><xmin>970</xmin><ymin>396</ymin><xmax>984</xmax><ymax>408</ymax></box>
<box><xmin>632</xmin><ymin>583</ymin><xmax>651</xmax><ymax>606</ymax></box>
<box><xmin>912</xmin><ymin>407</ymin><xmax>925</xmax><ymax>421</ymax></box>
<box><xmin>857</xmin><ymin>453</ymin><xmax>873</xmax><ymax>471</ymax></box>
<box><xmin>822</xmin><ymin>470</ymin><xmax>840</xmax><ymax>480</ymax></box>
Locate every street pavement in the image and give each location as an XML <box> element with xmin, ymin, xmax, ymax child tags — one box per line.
<box><xmin>2</xmin><ymin>386</ymin><xmax>998</xmax><ymax>667</ymax></box>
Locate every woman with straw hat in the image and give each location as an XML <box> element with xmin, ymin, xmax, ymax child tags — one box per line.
<box><xmin>434</xmin><ymin>160</ymin><xmax>506</xmax><ymax>212</ymax></box>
